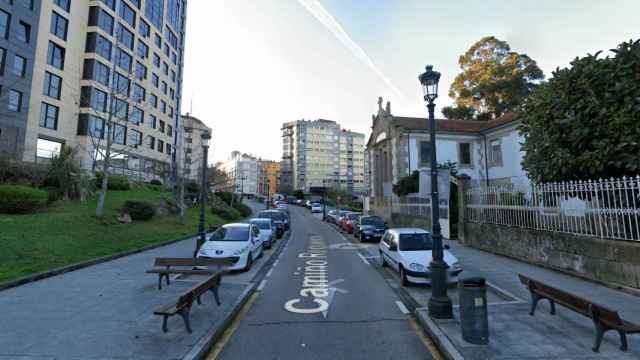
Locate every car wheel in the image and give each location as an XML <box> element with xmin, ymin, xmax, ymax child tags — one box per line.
<box><xmin>399</xmin><ymin>266</ymin><xmax>410</xmax><ymax>287</ymax></box>
<box><xmin>259</xmin><ymin>244</ymin><xmax>264</xmax><ymax>258</ymax></box>
<box><xmin>380</xmin><ymin>251</ymin><xmax>387</xmax><ymax>267</ymax></box>
<box><xmin>359</xmin><ymin>232</ymin><xmax>364</xmax><ymax>243</ymax></box>
<box><xmin>244</xmin><ymin>254</ymin><xmax>253</xmax><ymax>271</ymax></box>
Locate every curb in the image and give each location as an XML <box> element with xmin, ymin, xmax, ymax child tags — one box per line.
<box><xmin>0</xmin><ymin>233</ymin><xmax>199</xmax><ymax>292</ymax></box>
<box><xmin>182</xmin><ymin>227</ymin><xmax>292</xmax><ymax>360</ymax></box>
<box><xmin>415</xmin><ymin>308</ymin><xmax>465</xmax><ymax>360</ymax></box>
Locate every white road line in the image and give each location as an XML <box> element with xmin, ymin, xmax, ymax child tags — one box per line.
<box><xmin>273</xmin><ymin>260</ymin><xmax>279</xmax><ymax>266</ymax></box>
<box><xmin>395</xmin><ymin>300</ymin><xmax>410</xmax><ymax>315</ymax></box>
<box><xmin>266</xmin><ymin>269</ymin><xmax>274</xmax><ymax>278</ymax></box>
<box><xmin>357</xmin><ymin>252</ymin><xmax>371</xmax><ymax>265</ymax></box>
<box><xmin>257</xmin><ymin>279</ymin><xmax>267</xmax><ymax>291</ymax></box>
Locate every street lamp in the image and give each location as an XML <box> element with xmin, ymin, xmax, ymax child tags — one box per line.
<box><xmin>418</xmin><ymin>65</ymin><xmax>452</xmax><ymax>319</ymax></box>
<box><xmin>195</xmin><ymin>131</ymin><xmax>211</xmax><ymax>257</ymax></box>
<box><xmin>266</xmin><ymin>179</ymin><xmax>270</xmax><ymax>210</ymax></box>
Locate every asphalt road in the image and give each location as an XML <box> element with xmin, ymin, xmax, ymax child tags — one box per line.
<box><xmin>211</xmin><ymin>206</ymin><xmax>434</xmax><ymax>360</ymax></box>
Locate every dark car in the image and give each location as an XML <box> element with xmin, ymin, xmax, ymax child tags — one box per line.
<box><xmin>257</xmin><ymin>210</ymin><xmax>286</xmax><ymax>238</ymax></box>
<box><xmin>354</xmin><ymin>215</ymin><xmax>387</xmax><ymax>242</ymax></box>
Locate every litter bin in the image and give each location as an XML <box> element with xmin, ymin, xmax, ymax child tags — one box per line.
<box><xmin>458</xmin><ymin>277</ymin><xmax>489</xmax><ymax>345</ymax></box>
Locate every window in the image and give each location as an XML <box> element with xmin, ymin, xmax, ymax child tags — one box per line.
<box><xmin>149</xmin><ymin>93</ymin><xmax>157</xmax><ymax>107</ymax></box>
<box><xmin>17</xmin><ymin>21</ymin><xmax>31</xmax><ymax>43</ymax></box>
<box><xmin>54</xmin><ymin>0</ymin><xmax>71</xmax><ymax>12</ymax></box>
<box><xmin>145</xmin><ymin>0</ymin><xmax>164</xmax><ymax>30</ymax></box>
<box><xmin>171</xmin><ymin>69</ymin><xmax>176</xmax><ymax>83</ymax></box>
<box><xmin>12</xmin><ymin>55</ymin><xmax>26</xmax><ymax>77</ymax></box>
<box><xmin>132</xmin><ymin>84</ymin><xmax>145</xmax><ymax>102</ymax></box>
<box><xmin>167</xmin><ymin>0</ymin><xmax>181</xmax><ymax>30</ymax></box>
<box><xmin>81</xmin><ymin>86</ymin><xmax>107</xmax><ymax>112</ymax></box>
<box><xmin>151</xmin><ymin>73</ymin><xmax>158</xmax><ymax>87</ymax></box>
<box><xmin>147</xmin><ymin>135</ymin><xmax>155</xmax><ymax>149</ymax></box>
<box><xmin>160</xmin><ymin>100</ymin><xmax>166</xmax><ymax>113</ymax></box>
<box><xmin>171</xmin><ymin>51</ymin><xmax>177</xmax><ymax>65</ymax></box>
<box><xmin>157</xmin><ymin>139</ymin><xmax>164</xmax><ymax>153</ymax></box>
<box><xmin>43</xmin><ymin>71</ymin><xmax>62</xmax><ymax>99</ymax></box>
<box><xmin>458</xmin><ymin>143</ymin><xmax>472</xmax><ymax>166</ymax></box>
<box><xmin>8</xmin><ymin>90</ymin><xmax>22</xmax><ymax>111</ymax></box>
<box><xmin>159</xmin><ymin>120</ymin><xmax>165</xmax><ymax>132</ymax></box>
<box><xmin>40</xmin><ymin>103</ymin><xmax>59</xmax><ymax>130</ymax></box>
<box><xmin>163</xmin><ymin>43</ymin><xmax>170</xmax><ymax>57</ymax></box>
<box><xmin>154</xmin><ymin>33</ymin><xmax>161</xmax><ymax>48</ymax></box>
<box><xmin>166</xmin><ymin>143</ymin><xmax>171</xmax><ymax>155</ymax></box>
<box><xmin>148</xmin><ymin>114</ymin><xmax>156</xmax><ymax>128</ymax></box>
<box><xmin>419</xmin><ymin>141</ymin><xmax>432</xmax><ymax>167</ymax></box>
<box><xmin>51</xmin><ymin>12</ymin><xmax>68</xmax><ymax>40</ymax></box>
<box><xmin>89</xmin><ymin>7</ymin><xmax>114</xmax><ymax>35</ymax></box>
<box><xmin>77</xmin><ymin>114</ymin><xmax>105</xmax><ymax>138</ymax></box>
<box><xmin>0</xmin><ymin>47</ymin><xmax>5</xmax><ymax>74</ymax></box>
<box><xmin>83</xmin><ymin>59</ymin><xmax>111</xmax><ymax>87</ymax></box>
<box><xmin>113</xmin><ymin>72</ymin><xmax>130</xmax><ymax>95</ymax></box>
<box><xmin>167</xmin><ymin>106</ymin><xmax>173</xmax><ymax>117</ymax></box>
<box><xmin>489</xmin><ymin>139</ymin><xmax>502</xmax><ymax>166</ymax></box>
<box><xmin>135</xmin><ymin>61</ymin><xmax>147</xmax><ymax>80</ymax></box>
<box><xmin>117</xmin><ymin>24</ymin><xmax>134</xmax><ymax>50</ymax></box>
<box><xmin>119</xmin><ymin>3</ymin><xmax>136</xmax><ymax>28</ymax></box>
<box><xmin>128</xmin><ymin>129</ymin><xmax>142</xmax><ymax>145</ymax></box>
<box><xmin>169</xmin><ymin>88</ymin><xmax>174</xmax><ymax>99</ymax></box>
<box><xmin>86</xmin><ymin>33</ymin><xmax>113</xmax><ymax>61</ymax></box>
<box><xmin>113</xmin><ymin>124</ymin><xmax>126</xmax><ymax>145</ymax></box>
<box><xmin>162</xmin><ymin>62</ymin><xmax>168</xmax><ymax>75</ymax></box>
<box><xmin>152</xmin><ymin>53</ymin><xmax>160</xmax><ymax>67</ymax></box>
<box><xmin>139</xmin><ymin>19</ymin><xmax>150</xmax><ymax>37</ymax></box>
<box><xmin>47</xmin><ymin>41</ymin><xmax>65</xmax><ymax>69</ymax></box>
<box><xmin>167</xmin><ymin>124</ymin><xmax>173</xmax><ymax>136</ymax></box>
<box><xmin>36</xmin><ymin>138</ymin><xmax>62</xmax><ymax>159</ymax></box>
<box><xmin>0</xmin><ymin>10</ymin><xmax>9</xmax><ymax>40</ymax></box>
<box><xmin>137</xmin><ymin>41</ymin><xmax>148</xmax><ymax>58</ymax></box>
<box><xmin>161</xmin><ymin>81</ymin><xmax>167</xmax><ymax>94</ymax></box>
<box><xmin>114</xmin><ymin>98</ymin><xmax>128</xmax><ymax>119</ymax></box>
<box><xmin>116</xmin><ymin>48</ymin><xmax>132</xmax><ymax>72</ymax></box>
<box><xmin>130</xmin><ymin>0</ymin><xmax>141</xmax><ymax>8</ymax></box>
<box><xmin>130</xmin><ymin>106</ymin><xmax>143</xmax><ymax>124</ymax></box>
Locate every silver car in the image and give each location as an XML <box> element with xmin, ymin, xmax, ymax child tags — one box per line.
<box><xmin>250</xmin><ymin>218</ymin><xmax>275</xmax><ymax>248</ymax></box>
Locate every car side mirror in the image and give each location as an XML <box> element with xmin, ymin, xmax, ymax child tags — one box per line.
<box><xmin>444</xmin><ymin>244</ymin><xmax>450</xmax><ymax>250</ymax></box>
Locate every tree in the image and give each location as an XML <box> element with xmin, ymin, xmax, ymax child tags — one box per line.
<box><xmin>445</xmin><ymin>36</ymin><xmax>544</xmax><ymax>120</ymax></box>
<box><xmin>520</xmin><ymin>39</ymin><xmax>640</xmax><ymax>182</ymax></box>
<box><xmin>293</xmin><ymin>189</ymin><xmax>305</xmax><ymax>199</ymax></box>
<box><xmin>206</xmin><ymin>162</ymin><xmax>228</xmax><ymax>186</ymax></box>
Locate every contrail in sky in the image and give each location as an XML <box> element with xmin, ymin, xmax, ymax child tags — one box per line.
<box><xmin>297</xmin><ymin>0</ymin><xmax>405</xmax><ymax>100</ymax></box>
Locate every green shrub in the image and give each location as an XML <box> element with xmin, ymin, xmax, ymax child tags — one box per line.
<box><xmin>95</xmin><ymin>172</ymin><xmax>130</xmax><ymax>190</ymax></box>
<box><xmin>0</xmin><ymin>185</ymin><xmax>48</xmax><ymax>214</ymax></box>
<box><xmin>186</xmin><ymin>181</ymin><xmax>200</xmax><ymax>194</ymax></box>
<box><xmin>232</xmin><ymin>202</ymin><xmax>252</xmax><ymax>217</ymax></box>
<box><xmin>211</xmin><ymin>204</ymin><xmax>240</xmax><ymax>221</ymax></box>
<box><xmin>215</xmin><ymin>191</ymin><xmax>233</xmax><ymax>206</ymax></box>
<box><xmin>150</xmin><ymin>179</ymin><xmax>162</xmax><ymax>186</ymax></box>
<box><xmin>122</xmin><ymin>200</ymin><xmax>155</xmax><ymax>221</ymax></box>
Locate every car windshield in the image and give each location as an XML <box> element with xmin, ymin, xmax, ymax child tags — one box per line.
<box><xmin>361</xmin><ymin>217</ymin><xmax>385</xmax><ymax>227</ymax></box>
<box><xmin>251</xmin><ymin>221</ymin><xmax>271</xmax><ymax>230</ymax></box>
<box><xmin>258</xmin><ymin>211</ymin><xmax>283</xmax><ymax>221</ymax></box>
<box><xmin>347</xmin><ymin>213</ymin><xmax>360</xmax><ymax>220</ymax></box>
<box><xmin>209</xmin><ymin>227</ymin><xmax>249</xmax><ymax>242</ymax></box>
<box><xmin>399</xmin><ymin>233</ymin><xmax>433</xmax><ymax>251</ymax></box>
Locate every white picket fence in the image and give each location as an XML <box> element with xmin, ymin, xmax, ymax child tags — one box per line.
<box><xmin>464</xmin><ymin>176</ymin><xmax>640</xmax><ymax>241</ymax></box>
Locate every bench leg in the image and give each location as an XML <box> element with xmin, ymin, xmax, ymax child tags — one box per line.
<box><xmin>210</xmin><ymin>286</ymin><xmax>220</xmax><ymax>305</ymax></box>
<box><xmin>158</xmin><ymin>275</ymin><xmax>163</xmax><ymax>290</ymax></box>
<box><xmin>179</xmin><ymin>306</ymin><xmax>193</xmax><ymax>333</ymax></box>
<box><xmin>162</xmin><ymin>315</ymin><xmax>169</xmax><ymax>333</ymax></box>
<box><xmin>529</xmin><ymin>293</ymin><xmax>541</xmax><ymax>316</ymax></box>
<box><xmin>592</xmin><ymin>321</ymin><xmax>606</xmax><ymax>352</ymax></box>
<box><xmin>197</xmin><ymin>295</ymin><xmax>202</xmax><ymax>305</ymax></box>
<box><xmin>549</xmin><ymin>299</ymin><xmax>556</xmax><ymax>315</ymax></box>
<box><xmin>618</xmin><ymin>330</ymin><xmax>628</xmax><ymax>352</ymax></box>
<box><xmin>166</xmin><ymin>274</ymin><xmax>170</xmax><ymax>286</ymax></box>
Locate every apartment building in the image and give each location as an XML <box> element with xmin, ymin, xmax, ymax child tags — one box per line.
<box><xmin>281</xmin><ymin>119</ymin><xmax>365</xmax><ymax>194</ymax></box>
<box><xmin>0</xmin><ymin>0</ymin><xmax>187</xmax><ymax>183</ymax></box>
<box><xmin>258</xmin><ymin>159</ymin><xmax>279</xmax><ymax>196</ymax></box>
<box><xmin>180</xmin><ymin>113</ymin><xmax>211</xmax><ymax>181</ymax></box>
<box><xmin>221</xmin><ymin>151</ymin><xmax>260</xmax><ymax>196</ymax></box>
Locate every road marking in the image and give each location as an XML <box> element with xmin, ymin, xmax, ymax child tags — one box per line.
<box><xmin>321</xmin><ymin>278</ymin><xmax>348</xmax><ymax>319</ymax></box>
<box><xmin>357</xmin><ymin>252</ymin><xmax>371</xmax><ymax>265</ymax></box>
<box><xmin>273</xmin><ymin>259</ymin><xmax>279</xmax><ymax>266</ymax></box>
<box><xmin>266</xmin><ymin>269</ymin><xmax>273</xmax><ymax>278</ymax></box>
<box><xmin>257</xmin><ymin>279</ymin><xmax>267</xmax><ymax>291</ymax></box>
<box><xmin>408</xmin><ymin>316</ymin><xmax>447</xmax><ymax>360</ymax></box>
<box><xmin>395</xmin><ymin>300</ymin><xmax>409</xmax><ymax>314</ymax></box>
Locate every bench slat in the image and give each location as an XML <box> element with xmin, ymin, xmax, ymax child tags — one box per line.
<box><xmin>154</xmin><ymin>257</ymin><xmax>235</xmax><ymax>267</ymax></box>
<box><xmin>146</xmin><ymin>269</ymin><xmax>218</xmax><ymax>275</ymax></box>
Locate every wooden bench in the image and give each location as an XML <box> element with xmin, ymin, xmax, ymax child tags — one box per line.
<box><xmin>518</xmin><ymin>274</ymin><xmax>640</xmax><ymax>352</ymax></box>
<box><xmin>146</xmin><ymin>257</ymin><xmax>236</xmax><ymax>290</ymax></box>
<box><xmin>153</xmin><ymin>272</ymin><xmax>223</xmax><ymax>333</ymax></box>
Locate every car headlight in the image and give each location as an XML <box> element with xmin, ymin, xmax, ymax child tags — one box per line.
<box><xmin>409</xmin><ymin>263</ymin><xmax>426</xmax><ymax>272</ymax></box>
<box><xmin>233</xmin><ymin>246</ymin><xmax>250</xmax><ymax>255</ymax></box>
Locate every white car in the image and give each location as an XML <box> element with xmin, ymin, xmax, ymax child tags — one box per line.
<box><xmin>277</xmin><ymin>203</ymin><xmax>289</xmax><ymax>214</ymax></box>
<box><xmin>250</xmin><ymin>218</ymin><xmax>274</xmax><ymax>249</ymax></box>
<box><xmin>379</xmin><ymin>228</ymin><xmax>462</xmax><ymax>286</ymax></box>
<box><xmin>197</xmin><ymin>223</ymin><xmax>263</xmax><ymax>271</ymax></box>
<box><xmin>311</xmin><ymin>203</ymin><xmax>322</xmax><ymax>213</ymax></box>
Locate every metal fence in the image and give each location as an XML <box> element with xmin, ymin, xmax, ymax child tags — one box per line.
<box><xmin>391</xmin><ymin>195</ymin><xmax>432</xmax><ymax>218</ymax></box>
<box><xmin>464</xmin><ymin>176</ymin><xmax>640</xmax><ymax>241</ymax></box>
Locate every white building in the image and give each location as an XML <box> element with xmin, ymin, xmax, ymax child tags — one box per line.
<box><xmin>281</xmin><ymin>119</ymin><xmax>365</xmax><ymax>194</ymax></box>
<box><xmin>179</xmin><ymin>114</ymin><xmax>211</xmax><ymax>181</ymax></box>
<box><xmin>221</xmin><ymin>151</ymin><xmax>260</xmax><ymax>196</ymax></box>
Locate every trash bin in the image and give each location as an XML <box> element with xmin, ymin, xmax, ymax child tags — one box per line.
<box><xmin>458</xmin><ymin>277</ymin><xmax>489</xmax><ymax>345</ymax></box>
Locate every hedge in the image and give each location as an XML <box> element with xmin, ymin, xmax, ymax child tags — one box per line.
<box><xmin>122</xmin><ymin>200</ymin><xmax>155</xmax><ymax>221</ymax></box>
<box><xmin>95</xmin><ymin>172</ymin><xmax>130</xmax><ymax>190</ymax></box>
<box><xmin>232</xmin><ymin>202</ymin><xmax>252</xmax><ymax>217</ymax></box>
<box><xmin>211</xmin><ymin>205</ymin><xmax>240</xmax><ymax>221</ymax></box>
<box><xmin>0</xmin><ymin>185</ymin><xmax>48</xmax><ymax>214</ymax></box>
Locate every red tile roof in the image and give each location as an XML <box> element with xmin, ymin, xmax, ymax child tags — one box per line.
<box><xmin>394</xmin><ymin>112</ymin><xmax>519</xmax><ymax>133</ymax></box>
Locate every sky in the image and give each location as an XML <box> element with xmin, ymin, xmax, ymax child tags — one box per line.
<box><xmin>182</xmin><ymin>0</ymin><xmax>640</xmax><ymax>163</ymax></box>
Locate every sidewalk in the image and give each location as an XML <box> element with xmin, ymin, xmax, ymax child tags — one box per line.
<box><xmin>417</xmin><ymin>239</ymin><xmax>640</xmax><ymax>360</ymax></box>
<box><xmin>0</xmin><ymin>200</ymin><xmax>270</xmax><ymax>360</ymax></box>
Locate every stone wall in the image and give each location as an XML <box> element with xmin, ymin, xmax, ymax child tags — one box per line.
<box><xmin>462</xmin><ymin>222</ymin><xmax>640</xmax><ymax>289</ymax></box>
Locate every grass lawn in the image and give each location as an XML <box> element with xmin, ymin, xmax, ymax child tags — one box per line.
<box><xmin>0</xmin><ymin>186</ymin><xmax>225</xmax><ymax>284</ymax></box>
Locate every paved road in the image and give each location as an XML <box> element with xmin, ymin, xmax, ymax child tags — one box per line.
<box><xmin>212</xmin><ymin>206</ymin><xmax>433</xmax><ymax>360</ymax></box>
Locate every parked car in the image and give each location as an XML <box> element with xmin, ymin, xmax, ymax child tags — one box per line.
<box><xmin>379</xmin><ymin>228</ymin><xmax>462</xmax><ymax>286</ymax></box>
<box><xmin>197</xmin><ymin>223</ymin><xmax>263</xmax><ymax>271</ymax></box>
<box><xmin>340</xmin><ymin>212</ymin><xmax>361</xmax><ymax>234</ymax></box>
<box><xmin>277</xmin><ymin>203</ymin><xmax>289</xmax><ymax>214</ymax></box>
<box><xmin>305</xmin><ymin>200</ymin><xmax>312</xmax><ymax>208</ymax></box>
<box><xmin>354</xmin><ymin>215</ymin><xmax>387</xmax><ymax>242</ymax></box>
<box><xmin>325</xmin><ymin>209</ymin><xmax>338</xmax><ymax>222</ymax></box>
<box><xmin>296</xmin><ymin>199</ymin><xmax>303</xmax><ymax>205</ymax></box>
<box><xmin>311</xmin><ymin>202</ymin><xmax>322</xmax><ymax>213</ymax></box>
<box><xmin>250</xmin><ymin>218</ymin><xmax>275</xmax><ymax>249</ymax></box>
<box><xmin>257</xmin><ymin>210</ymin><xmax>286</xmax><ymax>238</ymax></box>
<box><xmin>332</xmin><ymin>210</ymin><xmax>350</xmax><ymax>225</ymax></box>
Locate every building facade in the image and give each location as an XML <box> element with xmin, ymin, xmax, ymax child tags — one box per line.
<box><xmin>180</xmin><ymin>113</ymin><xmax>211</xmax><ymax>181</ymax></box>
<box><xmin>1</xmin><ymin>0</ymin><xmax>187</xmax><ymax>183</ymax></box>
<box><xmin>258</xmin><ymin>160</ymin><xmax>279</xmax><ymax>196</ymax></box>
<box><xmin>280</xmin><ymin>119</ymin><xmax>365</xmax><ymax>194</ymax></box>
<box><xmin>221</xmin><ymin>151</ymin><xmax>260</xmax><ymax>196</ymax></box>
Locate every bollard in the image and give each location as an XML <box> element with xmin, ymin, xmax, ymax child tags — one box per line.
<box><xmin>458</xmin><ymin>277</ymin><xmax>489</xmax><ymax>345</ymax></box>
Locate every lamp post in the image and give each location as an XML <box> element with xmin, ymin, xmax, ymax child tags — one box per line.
<box><xmin>195</xmin><ymin>131</ymin><xmax>211</xmax><ymax>257</ymax></box>
<box><xmin>266</xmin><ymin>179</ymin><xmax>270</xmax><ymax>210</ymax></box>
<box><xmin>418</xmin><ymin>65</ymin><xmax>453</xmax><ymax>319</ymax></box>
